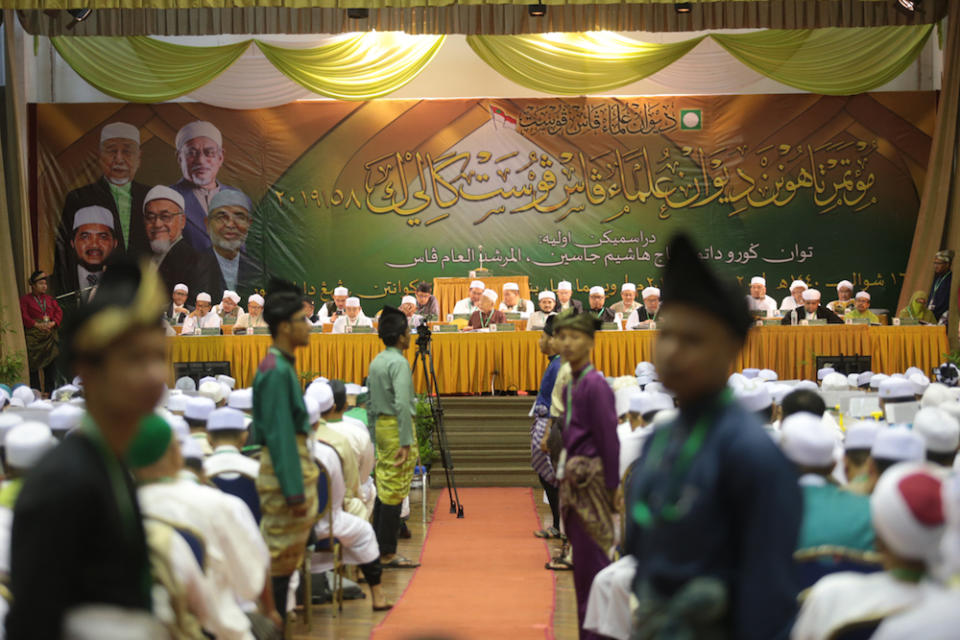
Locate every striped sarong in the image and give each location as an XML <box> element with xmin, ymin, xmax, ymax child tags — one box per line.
<box><xmin>530</xmin><ymin>404</ymin><xmax>556</xmax><ymax>485</ymax></box>
<box><xmin>257</xmin><ymin>433</ymin><xmax>318</xmax><ymax>576</ymax></box>
<box><xmin>374</xmin><ymin>415</ymin><xmax>419</xmax><ymax>506</ymax></box>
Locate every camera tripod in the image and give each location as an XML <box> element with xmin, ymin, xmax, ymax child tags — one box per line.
<box><xmin>411</xmin><ymin>324</ymin><xmax>464</xmax><ymax>518</ymax></box>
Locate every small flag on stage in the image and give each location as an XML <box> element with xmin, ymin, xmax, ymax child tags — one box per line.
<box><xmin>680</xmin><ymin>108</ymin><xmax>702</xmax><ymax>131</ymax></box>
<box><xmin>490</xmin><ymin>105</ymin><xmax>517</xmax><ymax>130</ymax></box>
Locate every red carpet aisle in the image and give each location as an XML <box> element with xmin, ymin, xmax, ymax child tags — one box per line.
<box><xmin>372</xmin><ymin>488</ymin><xmax>555</xmax><ymax>639</ymax></box>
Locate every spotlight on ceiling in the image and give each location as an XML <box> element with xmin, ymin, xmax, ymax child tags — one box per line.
<box><xmin>895</xmin><ymin>0</ymin><xmax>921</xmax><ymax>13</ymax></box>
<box><xmin>674</xmin><ymin>2</ymin><xmax>692</xmax><ymax>13</ymax></box>
<box><xmin>347</xmin><ymin>8</ymin><xmax>370</xmax><ymax>19</ymax></box>
<box><xmin>528</xmin><ymin>2</ymin><xmax>547</xmax><ymax>17</ymax></box>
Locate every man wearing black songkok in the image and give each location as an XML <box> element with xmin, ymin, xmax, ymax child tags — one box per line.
<box><xmin>624</xmin><ymin>233</ymin><xmax>802</xmax><ymax>640</ymax></box>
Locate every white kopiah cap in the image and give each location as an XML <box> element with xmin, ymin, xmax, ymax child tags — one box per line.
<box><xmin>734</xmin><ymin>382</ymin><xmax>773</xmax><ymax>413</ymax></box>
<box><xmin>345</xmin><ymin>383</ymin><xmax>362</xmax><ymax>396</ymax></box>
<box><xmin>871</xmin><ymin>463</ymin><xmax>945</xmax><ymax>562</ymax></box>
<box><xmin>228</xmin><ymin>388</ymin><xmax>253</xmax><ymax>411</ymax></box>
<box><xmin>305</xmin><ymin>381</ymin><xmax>334</xmax><ymax>413</ymax></box>
<box><xmin>641</xmin><ymin>287</ymin><xmax>660</xmax><ymax>299</ymax></box>
<box><xmin>180</xmin><ymin>437</ymin><xmax>205</xmax><ymax>461</ymax></box>
<box><xmin>781</xmin><ymin>412</ymin><xmax>836</xmax><ymax>467</ymax></box>
<box><xmin>742</xmin><ymin>368</ymin><xmax>760</xmax><ymax>379</ymax></box>
<box><xmin>206</xmin><ymin>407</ymin><xmax>247</xmax><ymax>431</ymax></box>
<box><xmin>12</xmin><ymin>387</ymin><xmax>35</xmax><ymax>405</ymax></box>
<box><xmin>538</xmin><ymin>290</ymin><xmax>556</xmax><ymax>301</ymax></box>
<box><xmin>589</xmin><ymin>286</ymin><xmax>605</xmax><ymax>296</ymax></box>
<box><xmin>0</xmin><ymin>414</ymin><xmax>25</xmax><ymax>444</ymax></box>
<box><xmin>871</xmin><ymin>426</ymin><xmax>925</xmax><ymax>462</ymax></box>
<box><xmin>143</xmin><ymin>185</ymin><xmax>185</xmax><ymax>212</ymax></box>
<box><xmin>248</xmin><ymin>294</ymin><xmax>264</xmax><ymax>306</ymax></box>
<box><xmin>557</xmin><ymin>281</ymin><xmax>572</xmax><ymax>291</ymax></box>
<box><xmin>175</xmin><ymin>121</ymin><xmax>222</xmax><ymax>150</ymax></box>
<box><xmin>482</xmin><ymin>289</ymin><xmax>498</xmax><ymax>303</ymax></box>
<box><xmin>48</xmin><ymin>404</ymin><xmax>84</xmax><ymax>433</ymax></box>
<box><xmin>879</xmin><ymin>378</ymin><xmax>917</xmax><ymax>401</ymax></box>
<box><xmin>198</xmin><ymin>381</ymin><xmax>228</xmax><ymax>404</ymax></box>
<box><xmin>73</xmin><ymin>206</ymin><xmax>115</xmax><ymax>230</ymax></box>
<box><xmin>469</xmin><ymin>280</ymin><xmax>485</xmax><ymax>290</ymax></box>
<box><xmin>196</xmin><ymin>292</ymin><xmax>212</xmax><ymax>303</ymax></box>
<box><xmin>845</xmin><ymin>421</ymin><xmax>882</xmax><ymax>450</ymax></box>
<box><xmin>837</xmin><ymin>280</ymin><xmax>854</xmax><ymax>291</ymax></box>
<box><xmin>913</xmin><ymin>407</ymin><xmax>960</xmax><ymax>454</ymax></box>
<box><xmin>303</xmin><ymin>396</ymin><xmax>320</xmax><ymax>426</ymax></box>
<box><xmin>216</xmin><ymin>374</ymin><xmax>236</xmax><ymax>390</ymax></box>
<box><xmin>855</xmin><ymin>291</ymin><xmax>871</xmax><ymax>301</ymax></box>
<box><xmin>817</xmin><ymin>367</ymin><xmax>835</xmax><ymax>381</ymax></box>
<box><xmin>870</xmin><ymin>373</ymin><xmax>889</xmax><ymax>389</ymax></box>
<box><xmin>503</xmin><ymin>282</ymin><xmax>519</xmax><ymax>292</ymax></box>
<box><xmin>821</xmin><ymin>372</ymin><xmax>849</xmax><ymax>391</ymax></box>
<box><xmin>621</xmin><ymin>283</ymin><xmax>636</xmax><ymax>293</ymax></box>
<box><xmin>790</xmin><ymin>280</ymin><xmax>808</xmax><ymax>290</ymax></box>
<box><xmin>167</xmin><ymin>415</ymin><xmax>189</xmax><ymax>440</ymax></box>
<box><xmin>222</xmin><ymin>291</ymin><xmax>240</xmax><ymax>304</ymax></box>
<box><xmin>909</xmin><ymin>373</ymin><xmax>931</xmax><ymax>395</ymax></box>
<box><xmin>184</xmin><ymin>396</ymin><xmax>217</xmax><ymax>421</ymax></box>
<box><xmin>166</xmin><ymin>394</ymin><xmax>187</xmax><ymax>413</ymax></box>
<box><xmin>750</xmin><ymin>276</ymin><xmax>766</xmax><ymax>286</ymax></box>
<box><xmin>6</xmin><ymin>422</ymin><xmax>56</xmax><ymax>469</ymax></box>
<box><xmin>922</xmin><ymin>383</ymin><xmax>955</xmax><ymax>408</ymax></box>
<box><xmin>333</xmin><ymin>287</ymin><xmax>348</xmax><ymax>297</ymax></box>
<box><xmin>346</xmin><ymin>297</ymin><xmax>361</xmax><ymax>308</ymax></box>
<box><xmin>401</xmin><ymin>295</ymin><xmax>416</xmax><ymax>306</ymax></box>
<box><xmin>629</xmin><ymin>391</ymin><xmax>674</xmax><ymax>416</ymax></box>
<box><xmin>802</xmin><ymin>289</ymin><xmax>821</xmax><ymax>301</ymax></box>
<box><xmin>758</xmin><ymin>369</ymin><xmax>778</xmax><ymax>382</ymax></box>
<box><xmin>100</xmin><ymin>122</ymin><xmax>140</xmax><ymax>145</ymax></box>
<box><xmin>198</xmin><ymin>376</ymin><xmax>217</xmax><ymax>387</ymax></box>
<box><xmin>173</xmin><ymin>283</ymin><xmax>188</xmax><ymax>294</ymax></box>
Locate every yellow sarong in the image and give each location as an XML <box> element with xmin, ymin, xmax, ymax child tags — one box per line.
<box><xmin>257</xmin><ymin>433</ymin><xmax>319</xmax><ymax>576</ymax></box>
<box><xmin>374</xmin><ymin>415</ymin><xmax>419</xmax><ymax>506</ymax></box>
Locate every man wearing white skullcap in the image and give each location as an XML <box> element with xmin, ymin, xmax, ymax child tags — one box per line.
<box><xmin>586</xmin><ymin>286</ymin><xmax>618</xmax><ymax>324</ymax></box>
<box><xmin>165</xmin><ymin>283</ymin><xmax>193</xmax><ymax>326</ymax></box>
<box><xmin>555</xmin><ymin>280</ymin><xmax>583</xmax><ymax>313</ymax></box>
<box><xmin>526</xmin><ymin>290</ymin><xmax>557</xmax><ymax>331</ymax></box>
<box><xmin>626</xmin><ymin>287</ymin><xmax>661</xmax><ymax>329</ymax></box>
<box><xmin>746</xmin><ymin>276</ymin><xmax>779</xmax><ymax>318</ymax></box>
<box><xmin>610</xmin><ymin>283</ymin><xmax>642</xmax><ymax>317</ymax></box>
<box><xmin>170</xmin><ymin>120</ymin><xmax>242</xmax><ymax>252</ymax></box>
<box><xmin>781</xmin><ymin>289</ymin><xmax>843</xmax><ymax>325</ymax></box>
<box><xmin>143</xmin><ymin>185</ymin><xmax>222</xmax><ymax>304</ymax></box>
<box><xmin>912</xmin><ymin>407</ymin><xmax>959</xmax><ymax>467</ymax></box>
<box><xmin>781</xmin><ymin>413</ymin><xmax>874</xmax><ymax>552</ymax></box>
<box><xmin>779</xmin><ymin>280</ymin><xmax>808</xmax><ymax>312</ymax></box>
<box><xmin>452</xmin><ymin>280</ymin><xmax>486</xmax><ymax>316</ymax></box>
<box><xmin>793</xmin><ymin>463</ymin><xmax>945</xmax><ymax>640</ymax></box>
<box><xmin>233</xmin><ymin>293</ymin><xmax>267</xmax><ymax>333</ymax></box>
<box><xmin>863</xmin><ymin>426</ymin><xmax>926</xmax><ymax>495</ymax></box>
<box><xmin>845</xmin><ymin>291</ymin><xmax>880</xmax><ymax>324</ymax></box>
<box><xmin>332</xmin><ymin>297</ymin><xmax>374</xmax><ymax>334</ymax></box>
<box><xmin>205</xmin><ymin>189</ymin><xmax>262</xmax><ymax>293</ymax></box>
<box><xmin>827</xmin><ymin>280</ymin><xmax>856</xmax><ymax>315</ymax></box>
<box><xmin>181</xmin><ymin>292</ymin><xmax>223</xmax><ymax>335</ymax></box>
<box><xmin>499</xmin><ymin>282</ymin><xmax>535</xmax><ymax>318</ymax></box>
<box><xmin>55</xmin><ymin>123</ymin><xmax>151</xmax><ymax>297</ymax></box>
<box><xmin>465</xmin><ymin>289</ymin><xmax>506</xmax><ymax>330</ymax></box>
<box><xmin>203</xmin><ymin>407</ymin><xmax>260</xmax><ymax>482</ymax></box>
<box><xmin>398</xmin><ymin>295</ymin><xmax>423</xmax><ymax>329</ymax></box>
<box><xmin>212</xmin><ymin>290</ymin><xmax>247</xmax><ymax>326</ymax></box>
<box><xmin>319</xmin><ymin>286</ymin><xmax>350</xmax><ymax>325</ymax></box>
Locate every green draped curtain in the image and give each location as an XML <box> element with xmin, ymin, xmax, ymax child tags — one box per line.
<box><xmin>467</xmin><ymin>25</ymin><xmax>933</xmax><ymax>95</ymax></box>
<box><xmin>468</xmin><ymin>32</ymin><xmax>704</xmax><ymax>95</ymax></box>
<box><xmin>711</xmin><ymin>25</ymin><xmax>933</xmax><ymax>95</ymax></box>
<box><xmin>256</xmin><ymin>33</ymin><xmax>445</xmax><ymax>100</ymax></box>
<box><xmin>51</xmin><ymin>36</ymin><xmax>250</xmax><ymax>102</ymax></box>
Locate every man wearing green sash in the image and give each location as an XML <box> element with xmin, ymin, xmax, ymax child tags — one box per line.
<box><xmin>251</xmin><ymin>277</ymin><xmax>318</xmax><ymax>621</ymax></box>
<box><xmin>367</xmin><ymin>306</ymin><xmax>419</xmax><ymax>569</ymax></box>
<box><xmin>9</xmin><ymin>259</ymin><xmax>167</xmax><ymax>639</ymax></box>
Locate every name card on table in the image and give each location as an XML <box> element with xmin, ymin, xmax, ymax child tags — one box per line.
<box><xmin>751</xmin><ymin>310</ymin><xmax>768</xmax><ymax>319</ymax></box>
<box><xmin>800</xmin><ymin>319</ymin><xmax>828</xmax><ymax>326</ymax></box>
<box><xmin>845</xmin><ymin>317</ymin><xmax>870</xmax><ymax>325</ymax></box>
<box><xmin>434</xmin><ymin>324</ymin><xmax>459</xmax><ymax>333</ymax></box>
<box><xmin>200</xmin><ymin>328</ymin><xmax>221</xmax><ymax>336</ymax></box>
<box><xmin>895</xmin><ymin>318</ymin><xmax>919</xmax><ymax>326</ymax></box>
<box><xmin>494</xmin><ymin>323</ymin><xmax>516</xmax><ymax>332</ymax></box>
<box><xmin>763</xmin><ymin>318</ymin><xmax>782</xmax><ymax>326</ymax></box>
<box><xmin>600</xmin><ymin>322</ymin><xmax>620</xmax><ymax>331</ymax></box>
<box><xmin>350</xmin><ymin>326</ymin><xmax>374</xmax><ymax>334</ymax></box>
<box><xmin>253</xmin><ymin>327</ymin><xmax>270</xmax><ymax>335</ymax></box>
<box><xmin>310</xmin><ymin>325</ymin><xmax>324</xmax><ymax>333</ymax></box>
<box><xmin>504</xmin><ymin>312</ymin><xmax>523</xmax><ymax>321</ymax></box>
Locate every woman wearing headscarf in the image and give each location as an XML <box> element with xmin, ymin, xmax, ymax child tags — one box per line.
<box><xmin>899</xmin><ymin>291</ymin><xmax>937</xmax><ymax>324</ymax></box>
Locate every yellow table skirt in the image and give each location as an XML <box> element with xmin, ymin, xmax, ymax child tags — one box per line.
<box><xmin>168</xmin><ymin>326</ymin><xmax>949</xmax><ymax>393</ymax></box>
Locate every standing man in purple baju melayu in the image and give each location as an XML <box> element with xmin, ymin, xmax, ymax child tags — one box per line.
<box><xmin>554</xmin><ymin>309</ymin><xmax>620</xmax><ymax>639</ymax></box>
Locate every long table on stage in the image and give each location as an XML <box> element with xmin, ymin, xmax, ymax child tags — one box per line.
<box><xmin>167</xmin><ymin>325</ymin><xmax>949</xmax><ymax>393</ymax></box>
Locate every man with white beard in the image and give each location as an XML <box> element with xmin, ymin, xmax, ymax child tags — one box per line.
<box><xmin>205</xmin><ymin>190</ymin><xmax>263</xmax><ymax>293</ymax></box>
<box><xmin>142</xmin><ymin>185</ymin><xmax>222</xmax><ymax>303</ymax></box>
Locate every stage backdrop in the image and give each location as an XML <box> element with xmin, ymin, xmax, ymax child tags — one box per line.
<box><xmin>33</xmin><ymin>93</ymin><xmax>935</xmax><ymax>311</ymax></box>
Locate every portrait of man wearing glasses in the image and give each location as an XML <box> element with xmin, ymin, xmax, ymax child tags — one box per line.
<box><xmin>142</xmin><ymin>185</ymin><xmax>222</xmax><ymax>302</ymax></box>
<box><xmin>205</xmin><ymin>189</ymin><xmax>264</xmax><ymax>294</ymax></box>
<box><xmin>169</xmin><ymin>120</ymin><xmax>243</xmax><ymax>252</ymax></box>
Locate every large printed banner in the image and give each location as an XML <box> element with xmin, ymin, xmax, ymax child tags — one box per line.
<box><xmin>34</xmin><ymin>93</ymin><xmax>934</xmax><ymax>311</ymax></box>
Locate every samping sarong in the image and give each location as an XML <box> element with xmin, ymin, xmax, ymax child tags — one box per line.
<box><xmin>530</xmin><ymin>404</ymin><xmax>556</xmax><ymax>485</ymax></box>
<box><xmin>25</xmin><ymin>326</ymin><xmax>59</xmax><ymax>370</ymax></box>
<box><xmin>257</xmin><ymin>433</ymin><xmax>318</xmax><ymax>576</ymax></box>
<box><xmin>374</xmin><ymin>415</ymin><xmax>419</xmax><ymax>506</ymax></box>
<box><xmin>559</xmin><ymin>454</ymin><xmax>617</xmax><ymax>556</ymax></box>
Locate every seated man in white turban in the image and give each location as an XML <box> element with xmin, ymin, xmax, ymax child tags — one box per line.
<box><xmin>745</xmin><ymin>276</ymin><xmax>779</xmax><ymax>318</ymax></box>
<box><xmin>555</xmin><ymin>280</ymin><xmax>583</xmax><ymax>313</ymax></box>
<box><xmin>452</xmin><ymin>280</ymin><xmax>485</xmax><ymax>316</ymax></box>
<box><xmin>626</xmin><ymin>287</ymin><xmax>661</xmax><ymax>329</ymax></box>
<box><xmin>399</xmin><ymin>295</ymin><xmax>424</xmax><ymax>329</ymax></box>
<box><xmin>780</xmin><ymin>280</ymin><xmax>808</xmax><ymax>312</ymax></box>
<box><xmin>586</xmin><ymin>286</ymin><xmax>618</xmax><ymax>325</ymax></box>
<box><xmin>319</xmin><ymin>286</ymin><xmax>349</xmax><ymax>325</ymax></box>
<box><xmin>332</xmin><ymin>297</ymin><xmax>374</xmax><ymax>333</ymax></box>
<box><xmin>527</xmin><ymin>291</ymin><xmax>556</xmax><ymax>331</ymax></box>
<box><xmin>845</xmin><ymin>291</ymin><xmax>881</xmax><ymax>324</ymax></box>
<box><xmin>233</xmin><ymin>293</ymin><xmax>267</xmax><ymax>333</ymax></box>
<box><xmin>499</xmin><ymin>282</ymin><xmax>534</xmax><ymax>318</ymax></box>
<box><xmin>827</xmin><ymin>280</ymin><xmax>855</xmax><ymax>315</ymax></box>
<box><xmin>212</xmin><ymin>290</ymin><xmax>246</xmax><ymax>326</ymax></box>
<box><xmin>781</xmin><ymin>289</ymin><xmax>843</xmax><ymax>325</ymax></box>
<box><xmin>165</xmin><ymin>283</ymin><xmax>192</xmax><ymax>325</ymax></box>
<box><xmin>792</xmin><ymin>464</ymin><xmax>946</xmax><ymax>640</ymax></box>
<box><xmin>181</xmin><ymin>292</ymin><xmax>223</xmax><ymax>334</ymax></box>
<box><xmin>610</xmin><ymin>283</ymin><xmax>642</xmax><ymax>317</ymax></box>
